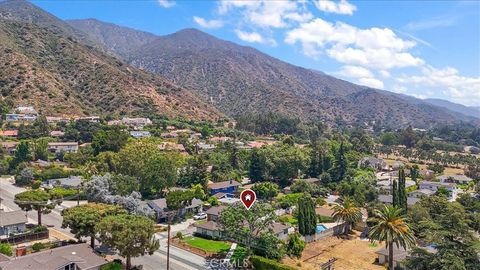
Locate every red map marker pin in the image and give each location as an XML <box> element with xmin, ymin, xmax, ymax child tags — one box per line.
<box><xmin>240</xmin><ymin>189</ymin><xmax>256</xmax><ymax>210</ymax></box>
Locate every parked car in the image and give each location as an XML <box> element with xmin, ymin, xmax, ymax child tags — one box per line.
<box><xmin>193</xmin><ymin>212</ymin><xmax>207</xmax><ymax>220</ymax></box>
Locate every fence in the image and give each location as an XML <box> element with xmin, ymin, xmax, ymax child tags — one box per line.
<box><xmin>302</xmin><ymin>223</ymin><xmax>346</xmax><ymax>243</ymax></box>
<box><xmin>0</xmin><ymin>230</ymin><xmax>49</xmax><ymax>245</ymax></box>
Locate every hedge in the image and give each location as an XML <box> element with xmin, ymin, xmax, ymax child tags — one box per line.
<box><xmin>251</xmin><ymin>255</ymin><xmax>295</xmax><ymax>270</ymax></box>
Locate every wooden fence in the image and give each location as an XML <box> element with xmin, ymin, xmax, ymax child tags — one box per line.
<box><xmin>0</xmin><ymin>230</ymin><xmax>49</xmax><ymax>245</ymax></box>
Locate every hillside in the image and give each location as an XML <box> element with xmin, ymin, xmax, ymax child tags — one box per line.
<box><xmin>424</xmin><ymin>98</ymin><xmax>480</xmax><ymax>119</ymax></box>
<box><xmin>68</xmin><ymin>19</ymin><xmax>476</xmax><ymax>128</ymax></box>
<box><xmin>0</xmin><ymin>19</ymin><xmax>222</xmax><ymax>120</ymax></box>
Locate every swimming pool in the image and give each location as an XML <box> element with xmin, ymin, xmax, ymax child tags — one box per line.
<box><xmin>316</xmin><ymin>224</ymin><xmax>327</xmax><ymax>233</ymax></box>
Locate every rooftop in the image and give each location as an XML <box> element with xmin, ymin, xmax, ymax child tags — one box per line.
<box><xmin>0</xmin><ymin>244</ymin><xmax>107</xmax><ymax>270</ymax></box>
<box><xmin>0</xmin><ymin>210</ymin><xmax>27</xmax><ymax>227</ymax></box>
<box><xmin>208</xmin><ymin>180</ymin><xmax>241</xmax><ymax>190</ymax></box>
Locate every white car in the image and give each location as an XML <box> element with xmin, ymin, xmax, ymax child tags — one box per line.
<box><xmin>193</xmin><ymin>212</ymin><xmax>207</xmax><ymax>220</ymax></box>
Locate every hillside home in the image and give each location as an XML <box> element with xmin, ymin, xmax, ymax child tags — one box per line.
<box><xmin>76</xmin><ymin>116</ymin><xmax>100</xmax><ymax>123</ymax></box>
<box><xmin>378</xmin><ymin>194</ymin><xmax>420</xmax><ymax>206</ymax></box>
<box><xmin>0</xmin><ymin>210</ymin><xmax>27</xmax><ymax>237</ymax></box>
<box><xmin>158</xmin><ymin>142</ymin><xmax>186</xmax><ymax>153</ymax></box>
<box><xmin>48</xmin><ymin>142</ymin><xmax>79</xmax><ymax>153</ymax></box>
<box><xmin>148</xmin><ymin>198</ymin><xmax>203</xmax><ymax>223</ymax></box>
<box><xmin>358</xmin><ymin>157</ymin><xmax>388</xmax><ymax>171</ymax></box>
<box><xmin>46</xmin><ymin>116</ymin><xmax>71</xmax><ymax>123</ymax></box>
<box><xmin>419</xmin><ymin>169</ymin><xmax>435</xmax><ymax>180</ymax></box>
<box><xmin>438</xmin><ymin>174</ymin><xmax>473</xmax><ymax>185</ymax></box>
<box><xmin>0</xmin><ymin>141</ymin><xmax>18</xmax><ymax>154</ymax></box>
<box><xmin>50</xmin><ymin>130</ymin><xmax>65</xmax><ymax>137</ymax></box>
<box><xmin>197</xmin><ymin>142</ymin><xmax>215</xmax><ymax>152</ymax></box>
<box><xmin>0</xmin><ymin>130</ymin><xmax>17</xmax><ymax>138</ymax></box>
<box><xmin>160</xmin><ymin>132</ymin><xmax>178</xmax><ymax>138</ymax></box>
<box><xmin>129</xmin><ymin>130</ymin><xmax>151</xmax><ymax>139</ymax></box>
<box><xmin>419</xmin><ymin>181</ymin><xmax>459</xmax><ymax>200</ymax></box>
<box><xmin>121</xmin><ymin>117</ymin><xmax>152</xmax><ymax>129</ymax></box>
<box><xmin>208</xmin><ymin>180</ymin><xmax>241</xmax><ymax>196</ymax></box>
<box><xmin>0</xmin><ymin>244</ymin><xmax>107</xmax><ymax>270</ymax></box>
<box><xmin>408</xmin><ymin>189</ymin><xmax>436</xmax><ymax>198</ymax></box>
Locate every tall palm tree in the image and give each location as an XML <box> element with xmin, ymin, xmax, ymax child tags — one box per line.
<box><xmin>332</xmin><ymin>197</ymin><xmax>362</xmax><ymax>235</ymax></box>
<box><xmin>368</xmin><ymin>205</ymin><xmax>416</xmax><ymax>270</ymax></box>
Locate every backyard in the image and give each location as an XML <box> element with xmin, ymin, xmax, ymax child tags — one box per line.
<box><xmin>283</xmin><ymin>232</ymin><xmax>383</xmax><ymax>270</ymax></box>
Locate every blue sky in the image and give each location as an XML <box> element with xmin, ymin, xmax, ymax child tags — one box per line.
<box><xmin>32</xmin><ymin>0</ymin><xmax>480</xmax><ymax>106</ymax></box>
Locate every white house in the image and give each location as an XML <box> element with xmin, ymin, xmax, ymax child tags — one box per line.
<box><xmin>419</xmin><ymin>181</ymin><xmax>459</xmax><ymax>201</ymax></box>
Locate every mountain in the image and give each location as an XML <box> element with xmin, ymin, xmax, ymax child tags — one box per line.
<box><xmin>424</xmin><ymin>98</ymin><xmax>480</xmax><ymax>119</ymax></box>
<box><xmin>68</xmin><ymin>19</ymin><xmax>476</xmax><ymax>127</ymax></box>
<box><xmin>67</xmin><ymin>18</ymin><xmax>157</xmax><ymax>58</ymax></box>
<box><xmin>0</xmin><ymin>19</ymin><xmax>222</xmax><ymax>120</ymax></box>
<box><xmin>0</xmin><ymin>0</ymin><xmax>95</xmax><ymax>47</ymax></box>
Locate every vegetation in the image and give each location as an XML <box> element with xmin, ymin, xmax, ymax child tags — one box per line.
<box><xmin>14</xmin><ymin>189</ymin><xmax>59</xmax><ymax>226</ymax></box>
<box><xmin>332</xmin><ymin>197</ymin><xmax>362</xmax><ymax>235</ymax></box>
<box><xmin>285</xmin><ymin>233</ymin><xmax>305</xmax><ymax>258</ymax></box>
<box><xmin>183</xmin><ymin>236</ymin><xmax>231</xmax><ymax>253</ymax></box>
<box><xmin>0</xmin><ymin>243</ymin><xmax>13</xmax><ymax>256</ymax></box>
<box><xmin>96</xmin><ymin>214</ymin><xmax>159</xmax><ymax>270</ymax></box>
<box><xmin>296</xmin><ymin>194</ymin><xmax>316</xmax><ymax>236</ymax></box>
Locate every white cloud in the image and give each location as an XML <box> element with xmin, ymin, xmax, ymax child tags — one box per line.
<box><xmin>396</xmin><ymin>65</ymin><xmax>480</xmax><ymax>106</ymax></box>
<box><xmin>379</xmin><ymin>70</ymin><xmax>391</xmax><ymax>78</ymax></box>
<box><xmin>338</xmin><ymin>65</ymin><xmax>373</xmax><ymax>78</ymax></box>
<box><xmin>405</xmin><ymin>15</ymin><xmax>458</xmax><ymax>31</ymax></box>
<box><xmin>314</xmin><ymin>0</ymin><xmax>356</xmax><ymax>15</ymax></box>
<box><xmin>285</xmin><ymin>18</ymin><xmax>424</xmax><ymax>69</ymax></box>
<box><xmin>358</xmin><ymin>77</ymin><xmax>384</xmax><ymax>89</ymax></box>
<box><xmin>218</xmin><ymin>0</ymin><xmax>312</xmax><ymax>28</ymax></box>
<box><xmin>234</xmin><ymin>30</ymin><xmax>277</xmax><ymax>46</ymax></box>
<box><xmin>193</xmin><ymin>16</ymin><xmax>223</xmax><ymax>29</ymax></box>
<box><xmin>157</xmin><ymin>0</ymin><xmax>175</xmax><ymax>8</ymax></box>
<box><xmin>391</xmin><ymin>85</ymin><xmax>407</xmax><ymax>94</ymax></box>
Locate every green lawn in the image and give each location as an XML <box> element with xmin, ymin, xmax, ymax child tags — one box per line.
<box><xmin>183</xmin><ymin>236</ymin><xmax>231</xmax><ymax>253</ymax></box>
<box><xmin>230</xmin><ymin>246</ymin><xmax>248</xmax><ymax>263</ymax></box>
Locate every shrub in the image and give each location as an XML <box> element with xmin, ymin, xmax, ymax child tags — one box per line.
<box><xmin>0</xmin><ymin>243</ymin><xmax>12</xmax><ymax>256</ymax></box>
<box><xmin>175</xmin><ymin>232</ymin><xmax>183</xmax><ymax>240</ymax></box>
<box><xmin>32</xmin><ymin>242</ymin><xmax>45</xmax><ymax>252</ymax></box>
<box><xmin>100</xmin><ymin>260</ymin><xmax>123</xmax><ymax>270</ymax></box>
<box><xmin>250</xmin><ymin>255</ymin><xmax>295</xmax><ymax>270</ymax></box>
<box><xmin>31</xmin><ymin>226</ymin><xmax>48</xmax><ymax>233</ymax></box>
<box><xmin>31</xmin><ymin>180</ymin><xmax>42</xmax><ymax>189</ymax></box>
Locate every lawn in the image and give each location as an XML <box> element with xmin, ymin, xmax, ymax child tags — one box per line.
<box><xmin>183</xmin><ymin>236</ymin><xmax>231</xmax><ymax>253</ymax></box>
<box><xmin>230</xmin><ymin>246</ymin><xmax>248</xmax><ymax>263</ymax></box>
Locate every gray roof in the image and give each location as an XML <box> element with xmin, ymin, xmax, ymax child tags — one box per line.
<box><xmin>295</xmin><ymin>178</ymin><xmax>320</xmax><ymax>184</ymax></box>
<box><xmin>47</xmin><ymin>176</ymin><xmax>83</xmax><ymax>188</ymax></box>
<box><xmin>438</xmin><ymin>174</ymin><xmax>473</xmax><ymax>182</ymax></box>
<box><xmin>420</xmin><ymin>181</ymin><xmax>457</xmax><ymax>188</ymax></box>
<box><xmin>0</xmin><ymin>210</ymin><xmax>27</xmax><ymax>227</ymax></box>
<box><xmin>376</xmin><ymin>245</ymin><xmax>409</xmax><ymax>261</ymax></box>
<box><xmin>208</xmin><ymin>180</ymin><xmax>241</xmax><ymax>190</ymax></box>
<box><xmin>409</xmin><ymin>189</ymin><xmax>435</xmax><ymax>196</ymax></box>
<box><xmin>0</xmin><ymin>244</ymin><xmax>107</xmax><ymax>270</ymax></box>
<box><xmin>206</xmin><ymin>205</ymin><xmax>227</xmax><ymax>216</ymax></box>
<box><xmin>148</xmin><ymin>198</ymin><xmax>202</xmax><ymax>212</ymax></box>
<box><xmin>378</xmin><ymin>195</ymin><xmax>420</xmax><ymax>206</ymax></box>
<box><xmin>194</xmin><ymin>220</ymin><xmax>221</xmax><ymax>231</ymax></box>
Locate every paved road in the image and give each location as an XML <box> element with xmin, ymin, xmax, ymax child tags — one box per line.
<box><xmin>0</xmin><ymin>178</ymin><xmax>209</xmax><ymax>270</ymax></box>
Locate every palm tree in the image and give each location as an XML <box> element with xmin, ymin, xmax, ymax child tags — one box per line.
<box><xmin>332</xmin><ymin>197</ymin><xmax>362</xmax><ymax>235</ymax></box>
<box><xmin>368</xmin><ymin>205</ymin><xmax>416</xmax><ymax>270</ymax></box>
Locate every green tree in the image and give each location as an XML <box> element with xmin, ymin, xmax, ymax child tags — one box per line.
<box><xmin>96</xmin><ymin>214</ymin><xmax>159</xmax><ymax>270</ymax></box>
<box><xmin>14</xmin><ymin>190</ymin><xmax>59</xmax><ymax>226</ymax></box>
<box><xmin>252</xmin><ymin>182</ymin><xmax>279</xmax><ymax>200</ymax></box>
<box><xmin>33</xmin><ymin>138</ymin><xmax>49</xmax><ymax>161</ymax></box>
<box><xmin>380</xmin><ymin>132</ymin><xmax>398</xmax><ymax>146</ymax></box>
<box><xmin>368</xmin><ymin>206</ymin><xmax>416</xmax><ymax>270</ymax></box>
<box><xmin>249</xmin><ymin>149</ymin><xmax>267</xmax><ymax>182</ymax></box>
<box><xmin>332</xmin><ymin>197</ymin><xmax>362</xmax><ymax>235</ymax></box>
<box><xmin>178</xmin><ymin>155</ymin><xmax>208</xmax><ymax>188</ymax></box>
<box><xmin>10</xmin><ymin>141</ymin><xmax>31</xmax><ymax>170</ymax></box>
<box><xmin>410</xmin><ymin>165</ymin><xmax>419</xmax><ymax>184</ymax></box>
<box><xmin>0</xmin><ymin>243</ymin><xmax>13</xmax><ymax>256</ymax></box>
<box><xmin>92</xmin><ymin>127</ymin><xmax>129</xmax><ymax>155</ymax></box>
<box><xmin>331</xmin><ymin>142</ymin><xmax>347</xmax><ymax>182</ymax></box>
<box><xmin>62</xmin><ymin>203</ymin><xmax>127</xmax><ymax>248</ymax></box>
<box><xmin>297</xmin><ymin>194</ymin><xmax>316</xmax><ymax>236</ymax></box>
<box><xmin>109</xmin><ymin>174</ymin><xmax>140</xmax><ymax>196</ymax></box>
<box><xmin>397</xmin><ymin>169</ymin><xmax>407</xmax><ymax>213</ymax></box>
<box><xmin>218</xmin><ymin>203</ymin><xmax>277</xmax><ymax>250</ymax></box>
<box><xmin>399</xmin><ymin>126</ymin><xmax>418</xmax><ymax>148</ymax></box>
<box><xmin>15</xmin><ymin>167</ymin><xmax>34</xmax><ymax>186</ymax></box>
<box><xmin>285</xmin><ymin>232</ymin><xmax>305</xmax><ymax>258</ymax></box>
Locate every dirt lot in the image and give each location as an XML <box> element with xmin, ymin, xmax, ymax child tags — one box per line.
<box><xmin>283</xmin><ymin>232</ymin><xmax>384</xmax><ymax>270</ymax></box>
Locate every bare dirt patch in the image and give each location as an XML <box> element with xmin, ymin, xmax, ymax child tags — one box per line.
<box><xmin>283</xmin><ymin>232</ymin><xmax>384</xmax><ymax>270</ymax></box>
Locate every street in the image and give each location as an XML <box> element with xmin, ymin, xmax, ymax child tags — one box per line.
<box><xmin>0</xmin><ymin>177</ymin><xmax>208</xmax><ymax>270</ymax></box>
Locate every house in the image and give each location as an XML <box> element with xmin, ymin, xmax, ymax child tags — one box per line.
<box><xmin>129</xmin><ymin>130</ymin><xmax>151</xmax><ymax>139</ymax></box>
<box><xmin>375</xmin><ymin>246</ymin><xmax>408</xmax><ymax>269</ymax></box>
<box><xmin>392</xmin><ymin>161</ymin><xmax>405</xmax><ymax>170</ymax></box>
<box><xmin>378</xmin><ymin>194</ymin><xmax>420</xmax><ymax>206</ymax></box>
<box><xmin>147</xmin><ymin>198</ymin><xmax>203</xmax><ymax>223</ymax></box>
<box><xmin>206</xmin><ymin>205</ymin><xmax>227</xmax><ymax>221</ymax></box>
<box><xmin>0</xmin><ymin>210</ymin><xmax>27</xmax><ymax>237</ymax></box>
<box><xmin>419</xmin><ymin>181</ymin><xmax>459</xmax><ymax>200</ymax></box>
<box><xmin>48</xmin><ymin>142</ymin><xmax>79</xmax><ymax>153</ymax></box>
<box><xmin>50</xmin><ymin>130</ymin><xmax>65</xmax><ymax>137</ymax></box>
<box><xmin>208</xmin><ymin>180</ymin><xmax>241</xmax><ymax>195</ymax></box>
<box><xmin>44</xmin><ymin>176</ymin><xmax>83</xmax><ymax>189</ymax></box>
<box><xmin>419</xmin><ymin>169</ymin><xmax>435</xmax><ymax>180</ymax></box>
<box><xmin>158</xmin><ymin>142</ymin><xmax>186</xmax><ymax>153</ymax></box>
<box><xmin>269</xmin><ymin>222</ymin><xmax>293</xmax><ymax>241</ymax></box>
<box><xmin>0</xmin><ymin>130</ymin><xmax>18</xmax><ymax>138</ymax></box>
<box><xmin>0</xmin><ymin>243</ymin><xmax>107</xmax><ymax>270</ymax></box>
<box><xmin>0</xmin><ymin>141</ymin><xmax>19</xmax><ymax>154</ymax></box>
<box><xmin>196</xmin><ymin>143</ymin><xmax>215</xmax><ymax>152</ymax></box>
<box><xmin>5</xmin><ymin>106</ymin><xmax>37</xmax><ymax>122</ymax></box>
<box><xmin>294</xmin><ymin>178</ymin><xmax>321</xmax><ymax>185</ymax></box>
<box><xmin>438</xmin><ymin>174</ymin><xmax>473</xmax><ymax>185</ymax></box>
<box><xmin>46</xmin><ymin>116</ymin><xmax>71</xmax><ymax>123</ymax></box>
<box><xmin>160</xmin><ymin>132</ymin><xmax>178</xmax><ymax>138</ymax></box>
<box><xmin>408</xmin><ymin>189</ymin><xmax>435</xmax><ymax>198</ymax></box>
<box><xmin>76</xmin><ymin>116</ymin><xmax>100</xmax><ymax>123</ymax></box>
<box><xmin>209</xmin><ymin>137</ymin><xmax>231</xmax><ymax>143</ymax></box>
<box><xmin>358</xmin><ymin>157</ymin><xmax>388</xmax><ymax>171</ymax></box>
<box><xmin>120</xmin><ymin>117</ymin><xmax>152</xmax><ymax>129</ymax></box>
